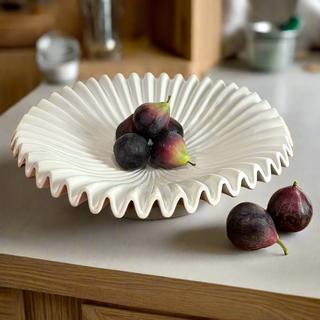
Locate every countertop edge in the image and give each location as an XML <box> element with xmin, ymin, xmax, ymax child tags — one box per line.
<box><xmin>0</xmin><ymin>253</ymin><xmax>319</xmax><ymax>320</ymax></box>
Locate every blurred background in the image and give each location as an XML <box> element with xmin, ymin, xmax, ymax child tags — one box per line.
<box><xmin>1</xmin><ymin>0</ymin><xmax>320</xmax><ymax>115</ymax></box>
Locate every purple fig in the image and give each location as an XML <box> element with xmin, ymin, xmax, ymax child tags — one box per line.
<box><xmin>133</xmin><ymin>96</ymin><xmax>171</xmax><ymax>140</ymax></box>
<box><xmin>267</xmin><ymin>181</ymin><xmax>313</xmax><ymax>232</ymax></box>
<box><xmin>115</xmin><ymin>114</ymin><xmax>139</xmax><ymax>140</ymax></box>
<box><xmin>168</xmin><ymin>117</ymin><xmax>184</xmax><ymax>137</ymax></box>
<box><xmin>113</xmin><ymin>133</ymin><xmax>150</xmax><ymax>170</ymax></box>
<box><xmin>150</xmin><ymin>131</ymin><xmax>195</xmax><ymax>169</ymax></box>
<box><xmin>227</xmin><ymin>202</ymin><xmax>288</xmax><ymax>255</ymax></box>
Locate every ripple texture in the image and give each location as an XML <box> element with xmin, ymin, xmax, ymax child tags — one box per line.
<box><xmin>11</xmin><ymin>73</ymin><xmax>293</xmax><ymax>218</ymax></box>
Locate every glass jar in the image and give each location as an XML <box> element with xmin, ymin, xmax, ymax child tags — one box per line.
<box><xmin>80</xmin><ymin>0</ymin><xmax>125</xmax><ymax>60</ymax></box>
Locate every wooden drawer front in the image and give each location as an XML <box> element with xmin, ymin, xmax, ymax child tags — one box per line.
<box><xmin>82</xmin><ymin>304</ymin><xmax>190</xmax><ymax>320</ymax></box>
<box><xmin>24</xmin><ymin>291</ymin><xmax>82</xmax><ymax>320</ymax></box>
<box><xmin>0</xmin><ymin>287</ymin><xmax>25</xmax><ymax>320</ymax></box>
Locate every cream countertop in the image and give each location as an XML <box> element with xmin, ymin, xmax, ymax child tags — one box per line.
<box><xmin>0</xmin><ymin>60</ymin><xmax>319</xmax><ymax>299</ymax></box>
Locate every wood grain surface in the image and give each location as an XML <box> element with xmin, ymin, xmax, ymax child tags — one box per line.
<box><xmin>24</xmin><ymin>291</ymin><xmax>82</xmax><ymax>320</ymax></box>
<box><xmin>120</xmin><ymin>0</ymin><xmax>151</xmax><ymax>40</ymax></box>
<box><xmin>0</xmin><ymin>48</ymin><xmax>42</xmax><ymax>115</ymax></box>
<box><xmin>150</xmin><ymin>0</ymin><xmax>192</xmax><ymax>59</ymax></box>
<box><xmin>0</xmin><ymin>254</ymin><xmax>319</xmax><ymax>320</ymax></box>
<box><xmin>0</xmin><ymin>287</ymin><xmax>25</xmax><ymax>320</ymax></box>
<box><xmin>191</xmin><ymin>0</ymin><xmax>222</xmax><ymax>73</ymax></box>
<box><xmin>150</xmin><ymin>0</ymin><xmax>222</xmax><ymax>65</ymax></box>
<box><xmin>0</xmin><ymin>8</ymin><xmax>55</xmax><ymax>48</ymax></box>
<box><xmin>82</xmin><ymin>304</ymin><xmax>190</xmax><ymax>320</ymax></box>
<box><xmin>79</xmin><ymin>39</ymin><xmax>195</xmax><ymax>81</ymax></box>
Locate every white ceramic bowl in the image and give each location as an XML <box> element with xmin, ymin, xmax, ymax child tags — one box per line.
<box><xmin>11</xmin><ymin>73</ymin><xmax>293</xmax><ymax>219</ymax></box>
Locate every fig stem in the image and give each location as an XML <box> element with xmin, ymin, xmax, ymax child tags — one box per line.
<box><xmin>166</xmin><ymin>95</ymin><xmax>171</xmax><ymax>104</ymax></box>
<box><xmin>188</xmin><ymin>161</ymin><xmax>196</xmax><ymax>166</ymax></box>
<box><xmin>292</xmin><ymin>180</ymin><xmax>302</xmax><ymax>190</ymax></box>
<box><xmin>277</xmin><ymin>237</ymin><xmax>288</xmax><ymax>255</ymax></box>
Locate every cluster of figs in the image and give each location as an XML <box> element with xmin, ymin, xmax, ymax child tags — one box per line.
<box><xmin>113</xmin><ymin>98</ymin><xmax>313</xmax><ymax>257</ymax></box>
<box><xmin>227</xmin><ymin>181</ymin><xmax>313</xmax><ymax>255</ymax></box>
<box><xmin>113</xmin><ymin>96</ymin><xmax>195</xmax><ymax>170</ymax></box>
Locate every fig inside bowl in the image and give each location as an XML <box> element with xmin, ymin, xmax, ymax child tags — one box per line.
<box><xmin>11</xmin><ymin>73</ymin><xmax>293</xmax><ymax>219</ymax></box>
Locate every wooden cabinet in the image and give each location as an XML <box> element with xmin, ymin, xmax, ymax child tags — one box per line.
<box><xmin>82</xmin><ymin>305</ymin><xmax>189</xmax><ymax>320</ymax></box>
<box><xmin>0</xmin><ymin>288</ymin><xmax>201</xmax><ymax>320</ymax></box>
<box><xmin>23</xmin><ymin>291</ymin><xmax>82</xmax><ymax>320</ymax></box>
<box><xmin>0</xmin><ymin>288</ymin><xmax>25</xmax><ymax>320</ymax></box>
<box><xmin>1</xmin><ymin>255</ymin><xmax>319</xmax><ymax>320</ymax></box>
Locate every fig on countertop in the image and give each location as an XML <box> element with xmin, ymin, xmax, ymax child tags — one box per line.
<box><xmin>227</xmin><ymin>202</ymin><xmax>288</xmax><ymax>255</ymax></box>
<box><xmin>267</xmin><ymin>181</ymin><xmax>313</xmax><ymax>232</ymax></box>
